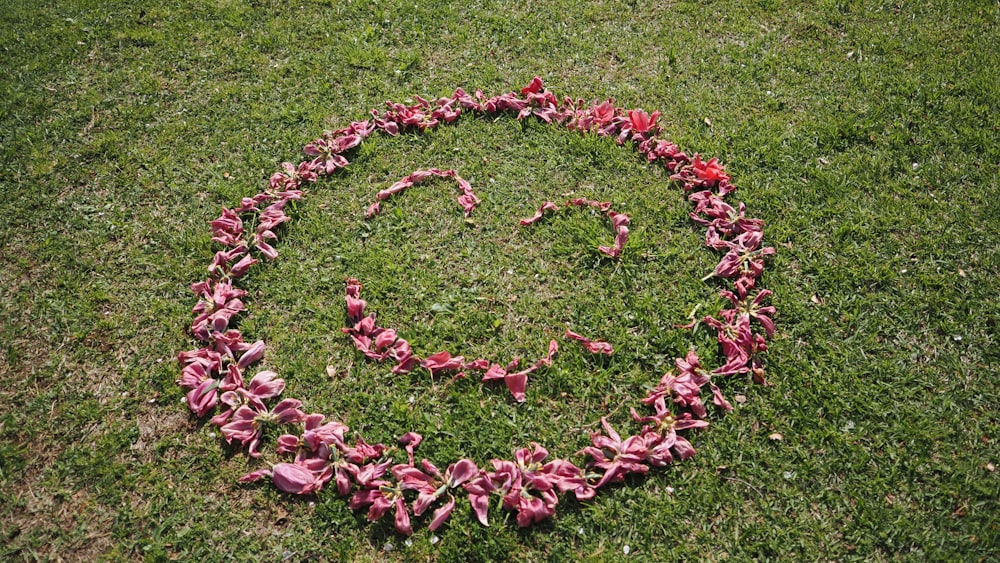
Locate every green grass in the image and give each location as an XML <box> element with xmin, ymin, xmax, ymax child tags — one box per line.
<box><xmin>2</xmin><ymin>0</ymin><xmax>999</xmax><ymax>560</ymax></box>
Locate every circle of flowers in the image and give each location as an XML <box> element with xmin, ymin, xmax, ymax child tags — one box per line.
<box><xmin>177</xmin><ymin>77</ymin><xmax>776</xmax><ymax>536</ymax></box>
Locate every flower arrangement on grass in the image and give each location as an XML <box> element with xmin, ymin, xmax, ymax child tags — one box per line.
<box><xmin>177</xmin><ymin>77</ymin><xmax>775</xmax><ymax>535</ymax></box>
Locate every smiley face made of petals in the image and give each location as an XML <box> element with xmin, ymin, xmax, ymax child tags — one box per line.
<box><xmin>178</xmin><ymin>78</ymin><xmax>775</xmax><ymax>536</ymax></box>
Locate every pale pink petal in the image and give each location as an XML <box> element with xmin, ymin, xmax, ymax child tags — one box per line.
<box><xmin>239</xmin><ymin>468</ymin><xmax>272</xmax><ymax>483</ymax></box>
<box><xmin>447</xmin><ymin>459</ymin><xmax>479</xmax><ymax>488</ymax></box>
<box><xmin>272</xmin><ymin>463</ymin><xmax>320</xmax><ymax>495</ymax></box>
<box><xmin>710</xmin><ymin>383</ymin><xmax>734</xmax><ymax>412</ymax></box>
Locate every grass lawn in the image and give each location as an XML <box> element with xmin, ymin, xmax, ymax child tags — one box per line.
<box><xmin>1</xmin><ymin>0</ymin><xmax>998</xmax><ymax>560</ymax></box>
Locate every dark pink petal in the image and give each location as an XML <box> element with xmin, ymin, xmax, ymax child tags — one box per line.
<box><xmin>464</xmin><ymin>474</ymin><xmax>495</xmax><ymax>526</ymax></box>
<box><xmin>505</xmin><ymin>370</ymin><xmax>528</xmax><ymax>402</ymax></box>
<box><xmin>394</xmin><ymin>497</ymin><xmax>412</xmax><ymax>536</ymax></box>
<box><xmin>672</xmin><ymin>436</ymin><xmax>696</xmax><ymax>460</ymax></box>
<box><xmin>247</xmin><ymin>370</ymin><xmax>284</xmax><ymax>401</ymax></box>
<box><xmin>421</xmin><ymin>350</ymin><xmax>465</xmax><ymax>376</ymax></box>
<box><xmin>229</xmin><ymin>254</ymin><xmax>258</xmax><ymax>278</ymax></box>
<box><xmin>598</xmin><ymin>225</ymin><xmax>628</xmax><ymax>257</ymax></box>
<box><xmin>457</xmin><ymin>192</ymin><xmax>480</xmax><ymax>216</ymax></box>
<box><xmin>276</xmin><ymin>433</ymin><xmax>300</xmax><ymax>454</ymax></box>
<box><xmin>185</xmin><ymin>379</ymin><xmax>219</xmax><ymax>418</ymax></box>
<box><xmin>271</xmin><ymin>398</ymin><xmax>305</xmax><ymax>424</ymax></box>
<box><xmin>519</xmin><ymin>201</ymin><xmax>559</xmax><ymax>226</ymax></box>
<box><xmin>208</xmin><ymin>407</ymin><xmax>234</xmax><ymax>426</ymax></box>
<box><xmin>542</xmin><ymin>340</ymin><xmax>558</xmax><ymax>366</ymax></box>
<box><xmin>399</xmin><ymin>431</ymin><xmax>422</xmax><ymax>466</ymax></box>
<box><xmin>428</xmin><ymin>496</ymin><xmax>456</xmax><ymax>531</ymax></box>
<box><xmin>515</xmin><ymin>490</ymin><xmax>557</xmax><ymax>527</ymax></box>
<box><xmin>374</xmin><ymin>329</ymin><xmax>397</xmax><ymax>352</ymax></box>
<box><xmin>236</xmin><ymin>340</ymin><xmax>265</xmax><ymax>369</ymax></box>
<box><xmin>564</xmin><ymin>329</ymin><xmax>613</xmax><ymax>355</ymax></box>
<box><xmin>354</xmin><ymin>459</ymin><xmax>392</xmax><ymax>487</ymax></box>
<box><xmin>481</xmin><ymin>358</ymin><xmax>518</xmax><ymax>381</ymax></box>
<box><xmin>447</xmin><ymin>459</ymin><xmax>478</xmax><ymax>488</ymax></box>
<box><xmin>710</xmin><ymin>384</ymin><xmax>734</xmax><ymax>411</ymax></box>
<box><xmin>464</xmin><ymin>358</ymin><xmax>490</xmax><ymax>371</ymax></box>
<box><xmin>348</xmin><ymin>488</ymin><xmax>381</xmax><ymax>511</ymax></box>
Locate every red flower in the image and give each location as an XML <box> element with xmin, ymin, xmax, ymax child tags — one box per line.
<box><xmin>627</xmin><ymin>109</ymin><xmax>661</xmax><ymax>134</ymax></box>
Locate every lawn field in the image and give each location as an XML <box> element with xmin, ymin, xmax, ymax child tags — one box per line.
<box><xmin>1</xmin><ymin>1</ymin><xmax>998</xmax><ymax>561</ymax></box>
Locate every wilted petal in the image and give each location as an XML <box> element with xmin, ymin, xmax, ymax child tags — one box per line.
<box><xmin>374</xmin><ymin>329</ymin><xmax>397</xmax><ymax>352</ymax></box>
<box><xmin>271</xmin><ymin>398</ymin><xmax>305</xmax><ymax>424</ymax></box>
<box><xmin>710</xmin><ymin>383</ymin><xmax>734</xmax><ymax>412</ymax></box>
<box><xmin>186</xmin><ymin>379</ymin><xmax>219</xmax><ymax>418</ymax></box>
<box><xmin>272</xmin><ymin>463</ymin><xmax>320</xmax><ymax>495</ymax></box>
<box><xmin>447</xmin><ymin>459</ymin><xmax>479</xmax><ymax>488</ymax></box>
<box><xmin>428</xmin><ymin>496</ymin><xmax>456</xmax><ymax>531</ymax></box>
<box><xmin>519</xmin><ymin>201</ymin><xmax>559</xmax><ymax>226</ymax></box>
<box><xmin>247</xmin><ymin>370</ymin><xmax>284</xmax><ymax>401</ymax></box>
<box><xmin>229</xmin><ymin>254</ymin><xmax>258</xmax><ymax>278</ymax></box>
<box><xmin>237</xmin><ymin>340</ymin><xmax>265</xmax><ymax>369</ymax></box>
<box><xmin>394</xmin><ymin>497</ymin><xmax>412</xmax><ymax>536</ymax></box>
<box><xmin>564</xmin><ymin>329</ymin><xmax>613</xmax><ymax>355</ymax></box>
<box><xmin>505</xmin><ymin>371</ymin><xmax>528</xmax><ymax>402</ymax></box>
<box><xmin>239</xmin><ymin>468</ymin><xmax>272</xmax><ymax>483</ymax></box>
<box><xmin>422</xmin><ymin>351</ymin><xmax>465</xmax><ymax>376</ymax></box>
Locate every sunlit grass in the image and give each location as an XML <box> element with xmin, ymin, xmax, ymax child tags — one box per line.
<box><xmin>1</xmin><ymin>0</ymin><xmax>998</xmax><ymax>560</ymax></box>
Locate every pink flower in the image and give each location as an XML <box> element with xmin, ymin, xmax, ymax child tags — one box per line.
<box><xmin>238</xmin><ymin>370</ymin><xmax>285</xmax><ymax>410</ymax></box>
<box><xmin>669</xmin><ymin>154</ymin><xmax>736</xmax><ymax>194</ymax></box>
<box><xmin>579</xmin><ymin>417</ymin><xmax>649</xmax><ymax>488</ymax></box>
<box><xmin>704</xmin><ymin>231</ymin><xmax>775</xmax><ymax>289</ymax></box>
<box><xmin>210</xmin><ymin>208</ymin><xmax>245</xmax><ymax>247</ymax></box>
<box><xmin>344</xmin><ymin>278</ymin><xmax>367</xmax><ymax>322</ymax></box>
<box><xmin>702</xmin><ymin>314</ymin><xmax>754</xmax><ymax>376</ymax></box>
<box><xmin>394</xmin><ymin>458</ymin><xmax>478</xmax><ymax>531</ymax></box>
<box><xmin>541</xmin><ymin>458</ymin><xmax>597</xmax><ymax>501</ymax></box>
<box><xmin>719</xmin><ymin>289</ymin><xmax>776</xmax><ymax>338</ymax></box>
<box><xmin>349</xmin><ymin>462</ymin><xmax>413</xmax><ymax>536</ymax></box>
<box><xmin>640</xmin><ymin>349</ymin><xmax>715</xmax><ymax>417</ymax></box>
<box><xmin>627</xmin><ymin>109</ymin><xmax>661</xmax><ymax>134</ymax></box>
<box><xmin>495</xmin><ymin>444</ymin><xmax>562</xmax><ymax>527</ymax></box>
<box><xmin>177</xmin><ymin>347</ymin><xmax>222</xmax><ymax>389</ymax></box>
<box><xmin>592</xmin><ymin>99</ymin><xmax>616</xmax><ymax>125</ymax></box>
<box><xmin>221</xmin><ymin>398</ymin><xmax>305</xmax><ymax>458</ymax></box>
<box><xmin>691</xmin><ymin>155</ymin><xmax>729</xmax><ymax>184</ymax></box>
<box><xmin>631</xmin><ymin>397</ymin><xmax>709</xmax><ymax>465</ymax></box>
